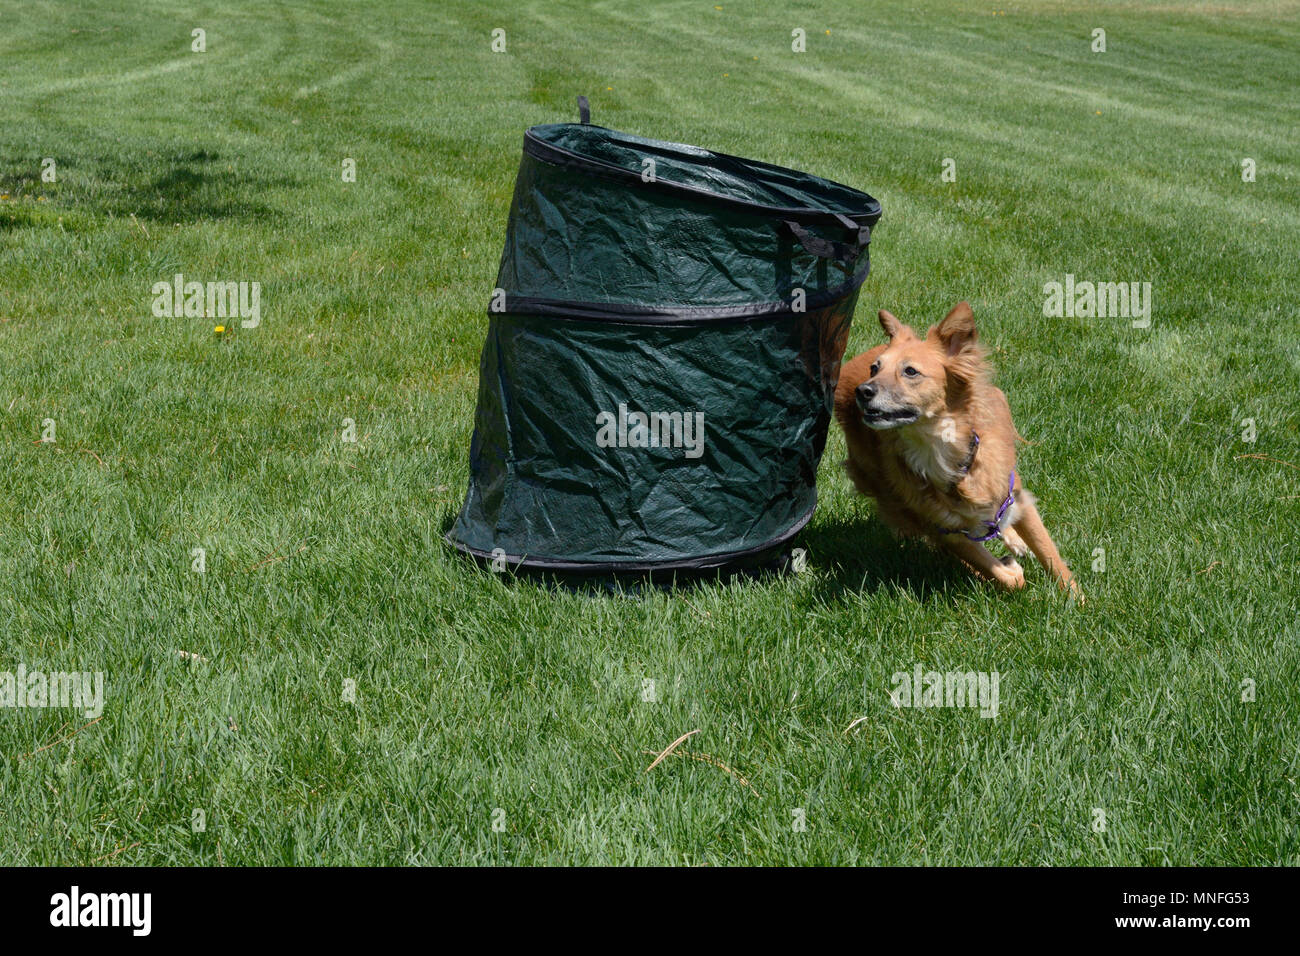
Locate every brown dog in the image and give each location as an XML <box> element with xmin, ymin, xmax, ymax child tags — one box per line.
<box><xmin>833</xmin><ymin>302</ymin><xmax>1079</xmax><ymax>596</ymax></box>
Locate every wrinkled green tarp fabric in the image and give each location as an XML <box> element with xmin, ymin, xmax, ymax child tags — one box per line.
<box><xmin>449</xmin><ymin>122</ymin><xmax>881</xmax><ymax>570</ymax></box>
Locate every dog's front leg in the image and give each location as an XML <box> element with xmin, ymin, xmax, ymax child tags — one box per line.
<box><xmin>1001</xmin><ymin>526</ymin><xmax>1029</xmax><ymax>557</ymax></box>
<box><xmin>1010</xmin><ymin>497</ymin><xmax>1082</xmax><ymax>601</ymax></box>
<box><xmin>938</xmin><ymin>535</ymin><xmax>1026</xmax><ymax>589</ymax></box>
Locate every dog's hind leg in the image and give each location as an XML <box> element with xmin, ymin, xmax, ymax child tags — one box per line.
<box><xmin>1011</xmin><ymin>496</ymin><xmax>1082</xmax><ymax>601</ymax></box>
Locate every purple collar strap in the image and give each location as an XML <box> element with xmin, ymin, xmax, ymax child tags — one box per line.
<box><xmin>940</xmin><ymin>470</ymin><xmax>1016</xmax><ymax>542</ymax></box>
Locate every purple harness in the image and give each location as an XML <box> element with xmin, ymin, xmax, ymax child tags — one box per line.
<box><xmin>938</xmin><ymin>430</ymin><xmax>1017</xmax><ymax>542</ymax></box>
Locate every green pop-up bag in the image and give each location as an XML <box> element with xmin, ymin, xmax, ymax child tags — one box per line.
<box><xmin>449</xmin><ymin>98</ymin><xmax>882</xmax><ymax>573</ymax></box>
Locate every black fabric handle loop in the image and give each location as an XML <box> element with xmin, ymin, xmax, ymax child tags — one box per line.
<box><xmin>784</xmin><ymin>218</ymin><xmax>871</xmax><ymax>266</ymax></box>
<box><xmin>576</xmin><ymin>95</ymin><xmax>590</xmax><ymax>124</ymax></box>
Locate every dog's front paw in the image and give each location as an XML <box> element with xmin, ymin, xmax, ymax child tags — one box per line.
<box><xmin>1066</xmin><ymin>577</ymin><xmax>1085</xmax><ymax>606</ymax></box>
<box><xmin>993</xmin><ymin>556</ymin><xmax>1026</xmax><ymax>590</ymax></box>
<box><xmin>1001</xmin><ymin>527</ymin><xmax>1029</xmax><ymax>558</ymax></box>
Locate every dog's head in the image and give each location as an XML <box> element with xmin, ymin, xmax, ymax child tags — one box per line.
<box><xmin>854</xmin><ymin>301</ymin><xmax>986</xmax><ymax>429</ymax></box>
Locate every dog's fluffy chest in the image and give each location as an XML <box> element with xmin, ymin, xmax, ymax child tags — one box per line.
<box><xmin>895</xmin><ymin>422</ymin><xmax>964</xmax><ymax>491</ymax></box>
<box><xmin>884</xmin><ymin>423</ymin><xmax>1015</xmax><ymax>534</ymax></box>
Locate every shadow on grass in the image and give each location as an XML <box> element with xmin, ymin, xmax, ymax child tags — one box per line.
<box><xmin>795</xmin><ymin>511</ymin><xmax>970</xmax><ymax>603</ymax></box>
<box><xmin>126</xmin><ymin>150</ymin><xmax>281</xmax><ymax>223</ymax></box>
<box><xmin>442</xmin><ymin>509</ymin><xmax>973</xmax><ymax>603</ymax></box>
<box><xmin>0</xmin><ymin>149</ymin><xmax>285</xmax><ymax>224</ymax></box>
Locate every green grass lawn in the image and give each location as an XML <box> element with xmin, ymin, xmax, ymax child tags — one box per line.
<box><xmin>1</xmin><ymin>0</ymin><xmax>1297</xmax><ymax>865</ymax></box>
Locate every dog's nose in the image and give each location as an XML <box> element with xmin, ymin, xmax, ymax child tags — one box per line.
<box><xmin>856</xmin><ymin>382</ymin><xmax>877</xmax><ymax>402</ymax></box>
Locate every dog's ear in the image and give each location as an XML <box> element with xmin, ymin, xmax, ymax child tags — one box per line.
<box><xmin>928</xmin><ymin>301</ymin><xmax>977</xmax><ymax>356</ymax></box>
<box><xmin>878</xmin><ymin>309</ymin><xmax>904</xmax><ymax>339</ymax></box>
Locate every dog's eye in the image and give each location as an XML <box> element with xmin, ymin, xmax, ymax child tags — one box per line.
<box><xmin>869</xmin><ymin>362</ymin><xmax>880</xmax><ymax>377</ymax></box>
<box><xmin>903</xmin><ymin>366</ymin><xmax>920</xmax><ymax>378</ymax></box>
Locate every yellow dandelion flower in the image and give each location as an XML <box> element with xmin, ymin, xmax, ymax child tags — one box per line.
<box><xmin>214</xmin><ymin>325</ymin><xmax>226</xmax><ymax>334</ymax></box>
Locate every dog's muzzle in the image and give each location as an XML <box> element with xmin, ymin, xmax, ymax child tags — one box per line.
<box><xmin>856</xmin><ymin>382</ymin><xmax>918</xmax><ymax>427</ymax></box>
